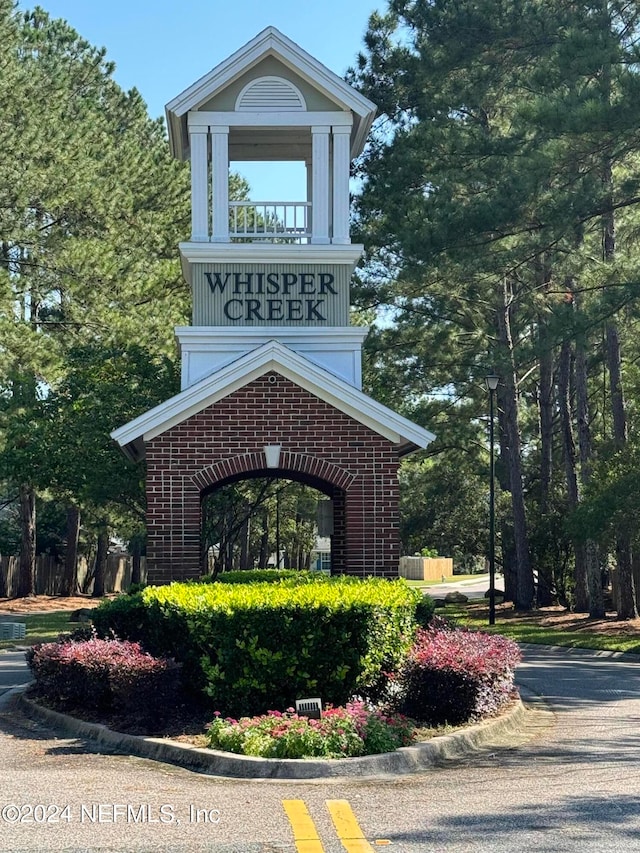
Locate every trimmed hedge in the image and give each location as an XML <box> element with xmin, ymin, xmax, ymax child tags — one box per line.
<box><xmin>93</xmin><ymin>577</ymin><xmax>423</xmax><ymax>717</ymax></box>
<box><xmin>391</xmin><ymin>620</ymin><xmax>521</xmax><ymax>725</ymax></box>
<box><xmin>26</xmin><ymin>637</ymin><xmax>181</xmax><ymax>721</ymax></box>
<box><xmin>202</xmin><ymin>569</ymin><xmax>320</xmax><ymax>585</ymax></box>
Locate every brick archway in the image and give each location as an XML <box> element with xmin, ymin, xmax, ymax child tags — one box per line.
<box><xmin>198</xmin><ymin>462</ymin><xmax>349</xmax><ymax>575</ymax></box>
<box><xmin>145</xmin><ymin>372</ymin><xmax>402</xmax><ymax>583</ymax></box>
<box><xmin>192</xmin><ymin>451</ymin><xmax>356</xmax><ymax>494</ymax></box>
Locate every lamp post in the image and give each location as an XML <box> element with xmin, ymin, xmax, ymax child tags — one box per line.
<box><xmin>276</xmin><ymin>486</ymin><xmax>281</xmax><ymax>570</ymax></box>
<box><xmin>485</xmin><ymin>374</ymin><xmax>500</xmax><ymax>626</ymax></box>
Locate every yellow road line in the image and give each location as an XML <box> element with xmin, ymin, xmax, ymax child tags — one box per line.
<box><xmin>282</xmin><ymin>799</ymin><xmax>325</xmax><ymax>853</ymax></box>
<box><xmin>326</xmin><ymin>800</ymin><xmax>376</xmax><ymax>853</ymax></box>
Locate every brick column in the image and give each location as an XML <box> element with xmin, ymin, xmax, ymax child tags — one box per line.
<box><xmin>343</xmin><ymin>466</ymin><xmax>400</xmax><ymax>577</ymax></box>
<box><xmin>146</xmin><ymin>449</ymin><xmax>201</xmax><ymax>583</ymax></box>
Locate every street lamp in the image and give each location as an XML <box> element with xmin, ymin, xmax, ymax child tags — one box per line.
<box><xmin>485</xmin><ymin>374</ymin><xmax>500</xmax><ymax>626</ymax></box>
<box><xmin>276</xmin><ymin>486</ymin><xmax>281</xmax><ymax>570</ymax></box>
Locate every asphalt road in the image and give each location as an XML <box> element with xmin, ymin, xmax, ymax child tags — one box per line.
<box><xmin>1</xmin><ymin>644</ymin><xmax>639</xmax><ymax>852</ymax></box>
<box><xmin>427</xmin><ymin>573</ymin><xmax>500</xmax><ymax>602</ymax></box>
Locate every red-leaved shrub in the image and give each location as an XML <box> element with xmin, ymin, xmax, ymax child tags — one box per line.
<box><xmin>26</xmin><ymin>637</ymin><xmax>181</xmax><ymax>720</ymax></box>
<box><xmin>390</xmin><ymin>622</ymin><xmax>521</xmax><ymax>724</ymax></box>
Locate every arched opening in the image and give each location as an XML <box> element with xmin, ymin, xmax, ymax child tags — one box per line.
<box><xmin>200</xmin><ymin>469</ymin><xmax>344</xmax><ymax>575</ymax></box>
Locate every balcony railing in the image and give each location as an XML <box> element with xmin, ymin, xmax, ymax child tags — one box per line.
<box><xmin>229</xmin><ymin>201</ymin><xmax>311</xmax><ymax>243</ymax></box>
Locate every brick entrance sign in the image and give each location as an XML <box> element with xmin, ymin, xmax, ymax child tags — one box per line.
<box><xmin>112</xmin><ymin>29</ymin><xmax>434</xmax><ymax>582</ymax></box>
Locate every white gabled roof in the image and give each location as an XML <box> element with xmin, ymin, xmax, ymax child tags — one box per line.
<box><xmin>111</xmin><ymin>341</ymin><xmax>435</xmax><ymax>462</ymax></box>
<box><xmin>165</xmin><ymin>26</ymin><xmax>377</xmax><ymax>160</ymax></box>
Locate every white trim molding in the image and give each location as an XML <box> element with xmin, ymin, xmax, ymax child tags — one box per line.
<box><xmin>178</xmin><ymin>241</ymin><xmax>364</xmax><ymax>264</ymax></box>
<box><xmin>111</xmin><ymin>341</ymin><xmax>435</xmax><ymax>461</ymax></box>
<box><xmin>188</xmin><ymin>111</ymin><xmax>352</xmax><ymax>128</ymax></box>
<box><xmin>178</xmin><ymin>241</ymin><xmax>364</xmax><ymax>280</ymax></box>
<box><xmin>175</xmin><ymin>325</ymin><xmax>370</xmax><ymax>390</ymax></box>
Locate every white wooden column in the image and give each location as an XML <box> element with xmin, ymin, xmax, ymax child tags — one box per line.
<box><xmin>189</xmin><ymin>124</ymin><xmax>209</xmax><ymax>241</ymax></box>
<box><xmin>332</xmin><ymin>125</ymin><xmax>352</xmax><ymax>245</ymax></box>
<box><xmin>305</xmin><ymin>159</ymin><xmax>313</xmax><ymax>235</ymax></box>
<box><xmin>311</xmin><ymin>126</ymin><xmax>330</xmax><ymax>244</ymax></box>
<box><xmin>211</xmin><ymin>126</ymin><xmax>229</xmax><ymax>243</ymax></box>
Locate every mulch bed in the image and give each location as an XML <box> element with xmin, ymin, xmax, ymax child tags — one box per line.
<box><xmin>0</xmin><ymin>594</ymin><xmax>114</xmax><ymax>614</ymax></box>
<box><xmin>466</xmin><ymin>600</ymin><xmax>640</xmax><ymax>636</ymax></box>
<box><xmin>27</xmin><ymin>686</ymin><xmax>214</xmax><ymax>743</ymax></box>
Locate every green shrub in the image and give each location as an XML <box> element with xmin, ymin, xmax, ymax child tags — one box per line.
<box><xmin>92</xmin><ymin>592</ymin><xmax>146</xmax><ymax>637</ymax></box>
<box><xmin>93</xmin><ymin>577</ymin><xmax>422</xmax><ymax>717</ymax></box>
<box><xmin>91</xmin><ymin>592</ymin><xmax>161</xmax><ymax>648</ymax></box>
<box><xmin>92</xmin><ymin>592</ymin><xmax>199</xmax><ymax>687</ymax></box>
<box><xmin>420</xmin><ymin>547</ymin><xmax>439</xmax><ymax>558</ymax></box>
<box><xmin>414</xmin><ymin>594</ymin><xmax>436</xmax><ymax>628</ymax></box>
<box><xmin>454</xmin><ymin>554</ymin><xmax>486</xmax><ymax>574</ymax></box>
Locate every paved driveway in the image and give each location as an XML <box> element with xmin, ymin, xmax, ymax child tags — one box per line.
<box><xmin>0</xmin><ymin>649</ymin><xmax>32</xmax><ymax>696</ymax></box>
<box><xmin>425</xmin><ymin>573</ymin><xmax>498</xmax><ymax>601</ymax></box>
<box><xmin>0</xmin><ymin>645</ymin><xmax>639</xmax><ymax>852</ymax></box>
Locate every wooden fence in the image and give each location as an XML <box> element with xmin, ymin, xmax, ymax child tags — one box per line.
<box><xmin>0</xmin><ymin>555</ymin><xmax>147</xmax><ymax>598</ymax></box>
<box><xmin>398</xmin><ymin>556</ymin><xmax>454</xmax><ymax>581</ymax></box>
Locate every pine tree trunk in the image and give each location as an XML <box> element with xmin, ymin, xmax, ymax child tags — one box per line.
<box><xmin>496</xmin><ymin>279</ymin><xmax>534</xmax><ymax>610</ymax></box>
<box><xmin>573</xmin><ymin>293</ymin><xmax>604</xmax><ymax>617</ymax></box>
<box><xmin>537</xmin><ymin>296</ymin><xmax>555</xmax><ymax>606</ymax></box>
<box><xmin>258</xmin><ymin>508</ymin><xmax>269</xmax><ymax>568</ymax></box>
<box><xmin>605</xmin><ymin>322</ymin><xmax>637</xmax><ymax>617</ymax></box>
<box><xmin>496</xmin><ymin>401</ymin><xmax>516</xmax><ymax>603</ymax></box>
<box><xmin>239</xmin><ymin>516</ymin><xmax>250</xmax><ymax>569</ymax></box>
<box><xmin>601</xmin><ymin>140</ymin><xmax>637</xmax><ymax>617</ymax></box>
<box><xmin>606</xmin><ymin>323</ymin><xmax>627</xmax><ymax>445</ymax></box>
<box><xmin>92</xmin><ymin>526</ymin><xmax>108</xmax><ymax>598</ymax></box>
<box><xmin>632</xmin><ymin>552</ymin><xmax>640</xmax><ymax>613</ymax></box>
<box><xmin>558</xmin><ymin>336</ymin><xmax>589</xmax><ymax>611</ymax></box>
<box><xmin>59</xmin><ymin>504</ymin><xmax>80</xmax><ymax>596</ymax></box>
<box><xmin>597</xmin><ymin>28</ymin><xmax>636</xmax><ymax>616</ymax></box>
<box><xmin>536</xmin><ymin>255</ymin><xmax>554</xmax><ymax>512</ymax></box>
<box><xmin>538</xmin><ymin>331</ymin><xmax>554</xmax><ymax>505</ymax></box>
<box><xmin>17</xmin><ymin>483</ymin><xmax>36</xmax><ymax>598</ymax></box>
<box><xmin>131</xmin><ymin>538</ymin><xmax>142</xmax><ymax>586</ymax></box>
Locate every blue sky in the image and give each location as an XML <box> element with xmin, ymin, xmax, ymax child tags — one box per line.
<box><xmin>21</xmin><ymin>0</ymin><xmax>384</xmax><ymax>199</ymax></box>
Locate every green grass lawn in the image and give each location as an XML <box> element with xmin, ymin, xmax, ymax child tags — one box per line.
<box><xmin>441</xmin><ymin>604</ymin><xmax>640</xmax><ymax>655</ymax></box>
<box><xmin>0</xmin><ymin>611</ymin><xmax>74</xmax><ymax>650</ymax></box>
<box><xmin>468</xmin><ymin>619</ymin><xmax>640</xmax><ymax>654</ymax></box>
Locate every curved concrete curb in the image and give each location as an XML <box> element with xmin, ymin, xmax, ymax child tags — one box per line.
<box><xmin>16</xmin><ymin>689</ymin><xmax>527</xmax><ymax>779</ymax></box>
<box><xmin>518</xmin><ymin>641</ymin><xmax>640</xmax><ymax>663</ymax></box>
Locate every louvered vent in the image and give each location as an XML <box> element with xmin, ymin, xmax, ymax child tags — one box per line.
<box><xmin>236</xmin><ymin>76</ymin><xmax>306</xmax><ymax>111</ymax></box>
<box><xmin>295</xmin><ymin>697</ymin><xmax>322</xmax><ymax>719</ymax></box>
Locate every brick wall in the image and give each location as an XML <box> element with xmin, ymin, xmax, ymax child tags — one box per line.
<box><xmin>146</xmin><ymin>371</ymin><xmax>401</xmax><ymax>583</ymax></box>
